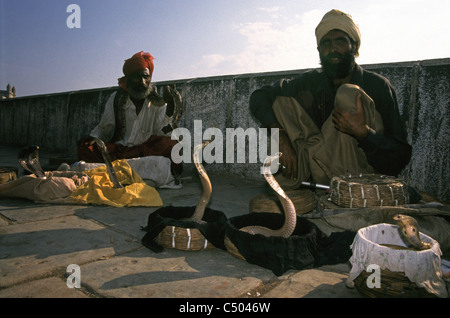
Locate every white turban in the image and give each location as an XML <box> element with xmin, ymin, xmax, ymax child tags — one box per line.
<box><xmin>315</xmin><ymin>9</ymin><xmax>361</xmax><ymax>56</ymax></box>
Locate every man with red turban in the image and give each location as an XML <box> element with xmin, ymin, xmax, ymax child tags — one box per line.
<box><xmin>77</xmin><ymin>51</ymin><xmax>183</xmax><ymax>188</ymax></box>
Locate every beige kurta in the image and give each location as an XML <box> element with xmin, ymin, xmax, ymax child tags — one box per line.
<box><xmin>272</xmin><ymin>83</ymin><xmax>384</xmax><ymax>189</ymax></box>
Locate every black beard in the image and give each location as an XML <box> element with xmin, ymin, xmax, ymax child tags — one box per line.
<box><xmin>127</xmin><ymin>84</ymin><xmax>153</xmax><ymax>100</ymax></box>
<box><xmin>320</xmin><ymin>51</ymin><xmax>356</xmax><ymax>79</ymax></box>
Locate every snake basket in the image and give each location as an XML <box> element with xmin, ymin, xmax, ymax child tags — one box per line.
<box><xmin>141</xmin><ymin>206</ymin><xmax>228</xmax><ymax>253</ymax></box>
<box><xmin>157</xmin><ymin>225</ymin><xmax>215</xmax><ymax>251</ymax></box>
<box><xmin>347</xmin><ymin>223</ymin><xmax>447</xmax><ymax>298</ymax></box>
<box><xmin>249</xmin><ymin>189</ymin><xmax>316</xmax><ymax>215</ymax></box>
<box><xmin>224</xmin><ymin>213</ymin><xmax>355</xmax><ymax>276</ymax></box>
<box><xmin>353</xmin><ymin>268</ymin><xmax>437</xmax><ymax>298</ymax></box>
<box><xmin>329</xmin><ymin>174</ymin><xmax>409</xmax><ymax>208</ymax></box>
<box><xmin>0</xmin><ymin>167</ymin><xmax>18</xmax><ymax>184</ymax></box>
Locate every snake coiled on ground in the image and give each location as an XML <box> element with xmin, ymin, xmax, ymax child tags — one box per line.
<box><xmin>240</xmin><ymin>152</ymin><xmax>297</xmax><ymax>238</ymax></box>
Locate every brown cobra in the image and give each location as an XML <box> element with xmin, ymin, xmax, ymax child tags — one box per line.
<box><xmin>188</xmin><ymin>141</ymin><xmax>212</xmax><ymax>222</ymax></box>
<box><xmin>393</xmin><ymin>214</ymin><xmax>432</xmax><ymax>250</ymax></box>
<box><xmin>240</xmin><ymin>152</ymin><xmax>297</xmax><ymax>238</ymax></box>
<box><xmin>91</xmin><ymin>138</ymin><xmax>123</xmax><ymax>188</ymax></box>
<box><xmin>18</xmin><ymin>145</ymin><xmax>46</xmax><ymax>179</ymax></box>
<box><xmin>163</xmin><ymin>85</ymin><xmax>183</xmax><ymax>131</ymax></box>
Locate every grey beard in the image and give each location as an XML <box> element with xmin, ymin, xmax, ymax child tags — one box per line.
<box><xmin>128</xmin><ymin>84</ymin><xmax>153</xmax><ymax>100</ymax></box>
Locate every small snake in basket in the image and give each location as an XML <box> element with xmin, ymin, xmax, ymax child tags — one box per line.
<box><xmin>393</xmin><ymin>214</ymin><xmax>431</xmax><ymax>250</ymax></box>
<box><xmin>240</xmin><ymin>153</ymin><xmax>297</xmax><ymax>238</ymax></box>
<box><xmin>188</xmin><ymin>141</ymin><xmax>212</xmax><ymax>222</ymax></box>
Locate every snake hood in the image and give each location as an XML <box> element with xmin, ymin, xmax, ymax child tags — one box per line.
<box><xmin>393</xmin><ymin>214</ymin><xmax>431</xmax><ymax>250</ymax></box>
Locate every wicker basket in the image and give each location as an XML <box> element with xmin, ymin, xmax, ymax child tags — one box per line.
<box><xmin>347</xmin><ymin>223</ymin><xmax>447</xmax><ymax>298</ymax></box>
<box><xmin>157</xmin><ymin>225</ymin><xmax>215</xmax><ymax>251</ymax></box>
<box><xmin>249</xmin><ymin>189</ymin><xmax>316</xmax><ymax>215</ymax></box>
<box><xmin>329</xmin><ymin>174</ymin><xmax>408</xmax><ymax>208</ymax></box>
<box><xmin>0</xmin><ymin>167</ymin><xmax>18</xmax><ymax>184</ymax></box>
<box><xmin>354</xmin><ymin>268</ymin><xmax>437</xmax><ymax>298</ymax></box>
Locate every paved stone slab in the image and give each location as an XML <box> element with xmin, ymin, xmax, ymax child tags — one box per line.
<box><xmin>0</xmin><ymin>276</ymin><xmax>89</xmax><ymax>298</ymax></box>
<box><xmin>78</xmin><ymin>247</ymin><xmax>276</xmax><ymax>298</ymax></box>
<box><xmin>75</xmin><ymin>205</ymin><xmax>156</xmax><ymax>240</ymax></box>
<box><xmin>263</xmin><ymin>263</ymin><xmax>362</xmax><ymax>298</ymax></box>
<box><xmin>0</xmin><ymin>215</ymin><xmax>141</xmax><ymax>288</ymax></box>
<box><xmin>0</xmin><ymin>199</ymin><xmax>85</xmax><ymax>224</ymax></box>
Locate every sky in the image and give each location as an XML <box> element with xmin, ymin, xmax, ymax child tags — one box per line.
<box><xmin>1</xmin><ymin>0</ymin><xmax>450</xmax><ymax>97</ymax></box>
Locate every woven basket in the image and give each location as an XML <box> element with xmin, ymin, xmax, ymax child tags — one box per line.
<box><xmin>249</xmin><ymin>189</ymin><xmax>316</xmax><ymax>215</ymax></box>
<box><xmin>354</xmin><ymin>268</ymin><xmax>437</xmax><ymax>298</ymax></box>
<box><xmin>0</xmin><ymin>167</ymin><xmax>18</xmax><ymax>184</ymax></box>
<box><xmin>157</xmin><ymin>225</ymin><xmax>215</xmax><ymax>251</ymax></box>
<box><xmin>329</xmin><ymin>174</ymin><xmax>408</xmax><ymax>208</ymax></box>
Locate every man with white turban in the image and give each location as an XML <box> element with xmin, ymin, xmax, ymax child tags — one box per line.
<box><xmin>250</xmin><ymin>9</ymin><xmax>411</xmax><ymax>188</ymax></box>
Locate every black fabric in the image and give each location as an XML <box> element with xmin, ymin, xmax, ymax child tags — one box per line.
<box><xmin>141</xmin><ymin>206</ymin><xmax>229</xmax><ymax>252</ymax></box>
<box><xmin>141</xmin><ymin>208</ymin><xmax>356</xmax><ymax>276</ymax></box>
<box><xmin>225</xmin><ymin>213</ymin><xmax>356</xmax><ymax>276</ymax></box>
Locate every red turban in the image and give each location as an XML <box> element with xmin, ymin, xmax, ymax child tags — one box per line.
<box><xmin>118</xmin><ymin>51</ymin><xmax>155</xmax><ymax>90</ymax></box>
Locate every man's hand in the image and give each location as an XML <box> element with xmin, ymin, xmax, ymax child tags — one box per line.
<box><xmin>278</xmin><ymin>130</ymin><xmax>297</xmax><ymax>180</ymax></box>
<box><xmin>332</xmin><ymin>93</ymin><xmax>369</xmax><ymax>140</ymax></box>
<box><xmin>77</xmin><ymin>135</ymin><xmax>96</xmax><ymax>147</ymax></box>
<box><xmin>268</xmin><ymin>123</ymin><xmax>297</xmax><ymax>180</ymax></box>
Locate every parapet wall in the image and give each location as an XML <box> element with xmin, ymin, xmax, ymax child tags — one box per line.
<box><xmin>1</xmin><ymin>58</ymin><xmax>449</xmax><ymax>201</ymax></box>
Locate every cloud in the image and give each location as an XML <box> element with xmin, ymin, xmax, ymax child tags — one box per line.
<box><xmin>188</xmin><ymin>9</ymin><xmax>324</xmax><ymax>78</ymax></box>
<box><xmin>258</xmin><ymin>6</ymin><xmax>281</xmax><ymax>13</ymax></box>
<box><xmin>349</xmin><ymin>0</ymin><xmax>450</xmax><ymax>64</ymax></box>
<box><xmin>181</xmin><ymin>0</ymin><xmax>450</xmax><ymax>80</ymax></box>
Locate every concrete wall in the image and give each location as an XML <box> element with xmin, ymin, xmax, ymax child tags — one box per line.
<box><xmin>1</xmin><ymin>58</ymin><xmax>449</xmax><ymax>201</ymax></box>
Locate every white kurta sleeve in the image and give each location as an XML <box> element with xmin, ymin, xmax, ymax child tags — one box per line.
<box><xmin>90</xmin><ymin>92</ymin><xmax>117</xmax><ymax>142</ymax></box>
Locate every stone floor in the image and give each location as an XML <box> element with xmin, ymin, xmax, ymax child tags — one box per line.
<box><xmin>0</xmin><ymin>144</ymin><xmax>448</xmax><ymax>303</ymax></box>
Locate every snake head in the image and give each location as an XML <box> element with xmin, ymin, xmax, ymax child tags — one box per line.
<box><xmin>264</xmin><ymin>152</ymin><xmax>282</xmax><ymax>165</ymax></box>
<box><xmin>17</xmin><ymin>145</ymin><xmax>45</xmax><ymax>178</ymax></box>
<box><xmin>163</xmin><ymin>85</ymin><xmax>182</xmax><ymax>117</ymax></box>
<box><xmin>262</xmin><ymin>152</ymin><xmax>282</xmax><ymax>175</ymax></box>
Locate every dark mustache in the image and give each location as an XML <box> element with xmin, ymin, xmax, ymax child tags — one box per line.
<box><xmin>130</xmin><ymin>85</ymin><xmax>149</xmax><ymax>91</ymax></box>
<box><xmin>325</xmin><ymin>52</ymin><xmax>344</xmax><ymax>60</ymax></box>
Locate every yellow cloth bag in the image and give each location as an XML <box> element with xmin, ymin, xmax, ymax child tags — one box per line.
<box><xmin>69</xmin><ymin>159</ymin><xmax>163</xmax><ymax>207</ymax></box>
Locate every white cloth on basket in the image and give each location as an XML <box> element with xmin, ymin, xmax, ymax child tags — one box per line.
<box><xmin>346</xmin><ymin>223</ymin><xmax>448</xmax><ymax>298</ymax></box>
